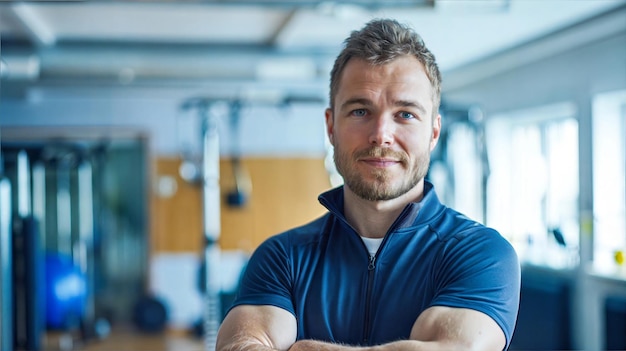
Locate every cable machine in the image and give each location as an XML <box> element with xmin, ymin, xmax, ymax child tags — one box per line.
<box><xmin>0</xmin><ymin>135</ymin><xmax>14</xmax><ymax>351</ymax></box>
<box><xmin>179</xmin><ymin>98</ymin><xmax>223</xmax><ymax>351</ymax></box>
<box><xmin>180</xmin><ymin>93</ymin><xmax>324</xmax><ymax>351</ymax></box>
<box><xmin>0</xmin><ymin>140</ymin><xmax>119</xmax><ymax>351</ymax></box>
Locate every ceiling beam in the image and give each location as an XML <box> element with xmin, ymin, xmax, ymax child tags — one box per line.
<box><xmin>268</xmin><ymin>9</ymin><xmax>298</xmax><ymax>46</ymax></box>
<box><xmin>7</xmin><ymin>2</ymin><xmax>56</xmax><ymax>47</ymax></box>
<box><xmin>109</xmin><ymin>0</ymin><xmax>435</xmax><ymax>10</ymax></box>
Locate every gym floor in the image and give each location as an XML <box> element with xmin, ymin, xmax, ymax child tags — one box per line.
<box><xmin>43</xmin><ymin>327</ymin><xmax>204</xmax><ymax>351</ymax></box>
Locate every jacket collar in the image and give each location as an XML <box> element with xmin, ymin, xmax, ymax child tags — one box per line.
<box><xmin>318</xmin><ymin>180</ymin><xmax>444</xmax><ymax>230</ymax></box>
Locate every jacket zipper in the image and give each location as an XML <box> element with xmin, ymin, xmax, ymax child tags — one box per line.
<box><xmin>362</xmin><ymin>254</ymin><xmax>376</xmax><ymax>344</ymax></box>
<box><xmin>359</xmin><ymin>205</ymin><xmax>415</xmax><ymax>345</ymax></box>
<box><xmin>318</xmin><ymin>196</ymin><xmax>415</xmax><ymax>345</ymax></box>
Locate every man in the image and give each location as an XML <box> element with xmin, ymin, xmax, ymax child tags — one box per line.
<box><xmin>216</xmin><ymin>18</ymin><xmax>520</xmax><ymax>351</ymax></box>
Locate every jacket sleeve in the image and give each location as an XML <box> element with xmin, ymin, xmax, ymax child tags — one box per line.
<box><xmin>430</xmin><ymin>227</ymin><xmax>521</xmax><ymax>349</ymax></box>
<box><xmin>227</xmin><ymin>234</ymin><xmax>296</xmax><ymax>317</ymax></box>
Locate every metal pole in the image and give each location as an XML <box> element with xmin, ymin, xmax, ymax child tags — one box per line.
<box><xmin>17</xmin><ymin>150</ymin><xmax>31</xmax><ymax>218</ymax></box>
<box><xmin>78</xmin><ymin>160</ymin><xmax>96</xmax><ymax>331</ymax></box>
<box><xmin>14</xmin><ymin>150</ymin><xmax>32</xmax><ymax>350</ymax></box>
<box><xmin>0</xmin><ymin>32</ymin><xmax>12</xmax><ymax>351</ymax></box>
<box><xmin>32</xmin><ymin>162</ymin><xmax>46</xmax><ymax>249</ymax></box>
<box><xmin>0</xmin><ymin>177</ymin><xmax>13</xmax><ymax>351</ymax></box>
<box><xmin>201</xmin><ymin>104</ymin><xmax>222</xmax><ymax>351</ymax></box>
<box><xmin>56</xmin><ymin>156</ymin><xmax>72</xmax><ymax>257</ymax></box>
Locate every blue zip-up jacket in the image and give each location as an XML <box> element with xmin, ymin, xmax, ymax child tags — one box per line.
<box><xmin>231</xmin><ymin>181</ymin><xmax>520</xmax><ymax>348</ymax></box>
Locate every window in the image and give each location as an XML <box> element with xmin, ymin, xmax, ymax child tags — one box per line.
<box><xmin>592</xmin><ymin>90</ymin><xmax>626</xmax><ymax>275</ymax></box>
<box><xmin>486</xmin><ymin>103</ymin><xmax>579</xmax><ymax>269</ymax></box>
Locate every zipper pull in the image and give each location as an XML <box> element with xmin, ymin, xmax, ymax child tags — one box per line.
<box><xmin>368</xmin><ymin>255</ymin><xmax>376</xmax><ymax>270</ymax></box>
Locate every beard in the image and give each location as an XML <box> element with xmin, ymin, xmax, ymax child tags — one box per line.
<box><xmin>334</xmin><ymin>144</ymin><xmax>430</xmax><ymax>201</ymax></box>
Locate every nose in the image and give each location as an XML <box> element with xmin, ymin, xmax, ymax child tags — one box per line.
<box><xmin>369</xmin><ymin>115</ymin><xmax>394</xmax><ymax>146</ymax></box>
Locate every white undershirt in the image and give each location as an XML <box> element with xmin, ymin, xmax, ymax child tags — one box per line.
<box><xmin>360</xmin><ymin>236</ymin><xmax>384</xmax><ymax>257</ymax></box>
<box><xmin>357</xmin><ymin>202</ymin><xmax>423</xmax><ymax>257</ymax></box>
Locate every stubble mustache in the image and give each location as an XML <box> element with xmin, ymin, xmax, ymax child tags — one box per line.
<box><xmin>354</xmin><ymin>147</ymin><xmax>409</xmax><ymax>166</ymax></box>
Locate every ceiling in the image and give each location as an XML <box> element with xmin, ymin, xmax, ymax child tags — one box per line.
<box><xmin>1</xmin><ymin>0</ymin><xmax>625</xmax><ymax>100</ymax></box>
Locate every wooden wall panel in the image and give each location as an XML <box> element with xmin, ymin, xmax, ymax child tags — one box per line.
<box><xmin>151</xmin><ymin>157</ymin><xmax>332</xmax><ymax>254</ymax></box>
<box><xmin>219</xmin><ymin>158</ymin><xmax>331</xmax><ymax>252</ymax></box>
<box><xmin>151</xmin><ymin>158</ymin><xmax>203</xmax><ymax>252</ymax></box>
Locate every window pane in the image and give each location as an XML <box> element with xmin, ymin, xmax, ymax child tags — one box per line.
<box><xmin>592</xmin><ymin>90</ymin><xmax>626</xmax><ymax>274</ymax></box>
<box><xmin>487</xmin><ymin>103</ymin><xmax>579</xmax><ymax>269</ymax></box>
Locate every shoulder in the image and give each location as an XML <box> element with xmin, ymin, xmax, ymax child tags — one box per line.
<box><xmin>427</xmin><ymin>206</ymin><xmax>499</xmax><ymax>241</ymax></box>
<box><xmin>415</xmin><ymin>184</ymin><xmax>495</xmax><ymax>244</ymax></box>
<box><xmin>255</xmin><ymin>213</ymin><xmax>331</xmax><ymax>255</ymax></box>
<box><xmin>439</xmin><ymin>213</ymin><xmax>516</xmax><ymax>263</ymax></box>
<box><xmin>424</xmin><ymin>207</ymin><xmax>519</xmax><ymax>278</ymax></box>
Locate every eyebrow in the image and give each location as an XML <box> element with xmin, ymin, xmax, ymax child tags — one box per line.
<box><xmin>340</xmin><ymin>97</ymin><xmax>372</xmax><ymax>111</ymax></box>
<box><xmin>340</xmin><ymin>97</ymin><xmax>427</xmax><ymax>116</ymax></box>
<box><xmin>395</xmin><ymin>99</ymin><xmax>427</xmax><ymax>116</ymax></box>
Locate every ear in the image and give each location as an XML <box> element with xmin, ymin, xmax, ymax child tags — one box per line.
<box><xmin>325</xmin><ymin>108</ymin><xmax>335</xmax><ymax>146</ymax></box>
<box><xmin>430</xmin><ymin>113</ymin><xmax>441</xmax><ymax>151</ymax></box>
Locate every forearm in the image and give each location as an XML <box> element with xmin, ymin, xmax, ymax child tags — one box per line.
<box><xmin>218</xmin><ymin>337</ymin><xmax>286</xmax><ymax>351</ymax></box>
<box><xmin>288</xmin><ymin>340</ymin><xmax>367</xmax><ymax>351</ymax></box>
<box><xmin>288</xmin><ymin>339</ymin><xmax>456</xmax><ymax>351</ymax></box>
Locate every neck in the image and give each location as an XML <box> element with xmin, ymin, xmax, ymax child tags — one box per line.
<box><xmin>343</xmin><ymin>181</ymin><xmax>424</xmax><ymax>239</ymax></box>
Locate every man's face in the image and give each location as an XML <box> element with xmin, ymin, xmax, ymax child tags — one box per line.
<box><xmin>325</xmin><ymin>55</ymin><xmax>441</xmax><ymax>201</ymax></box>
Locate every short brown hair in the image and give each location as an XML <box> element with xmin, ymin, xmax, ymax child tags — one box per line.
<box><xmin>329</xmin><ymin>18</ymin><xmax>441</xmax><ymax>115</ymax></box>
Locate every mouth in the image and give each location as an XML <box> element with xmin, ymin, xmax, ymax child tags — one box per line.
<box><xmin>354</xmin><ymin>147</ymin><xmax>407</xmax><ymax>169</ymax></box>
<box><xmin>360</xmin><ymin>157</ymin><xmax>401</xmax><ymax>168</ymax></box>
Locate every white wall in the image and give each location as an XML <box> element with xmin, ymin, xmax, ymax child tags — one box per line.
<box><xmin>0</xmin><ymin>86</ymin><xmax>329</xmax><ymax>158</ymax></box>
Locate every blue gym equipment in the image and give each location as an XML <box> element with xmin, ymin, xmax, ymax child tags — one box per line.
<box><xmin>44</xmin><ymin>252</ymin><xmax>87</xmax><ymax>330</ymax></box>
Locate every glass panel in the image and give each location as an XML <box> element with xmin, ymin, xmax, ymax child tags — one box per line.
<box><xmin>446</xmin><ymin>123</ymin><xmax>483</xmax><ymax>221</ymax></box>
<box><xmin>592</xmin><ymin>90</ymin><xmax>626</xmax><ymax>275</ymax></box>
<box><xmin>486</xmin><ymin>103</ymin><xmax>579</xmax><ymax>269</ymax></box>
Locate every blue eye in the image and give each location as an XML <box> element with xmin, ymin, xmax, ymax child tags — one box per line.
<box><xmin>352</xmin><ymin>109</ymin><xmax>367</xmax><ymax>117</ymax></box>
<box><xmin>399</xmin><ymin>111</ymin><xmax>415</xmax><ymax>119</ymax></box>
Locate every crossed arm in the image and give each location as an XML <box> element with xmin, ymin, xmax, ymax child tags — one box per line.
<box><xmin>215</xmin><ymin>304</ymin><xmax>506</xmax><ymax>351</ymax></box>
